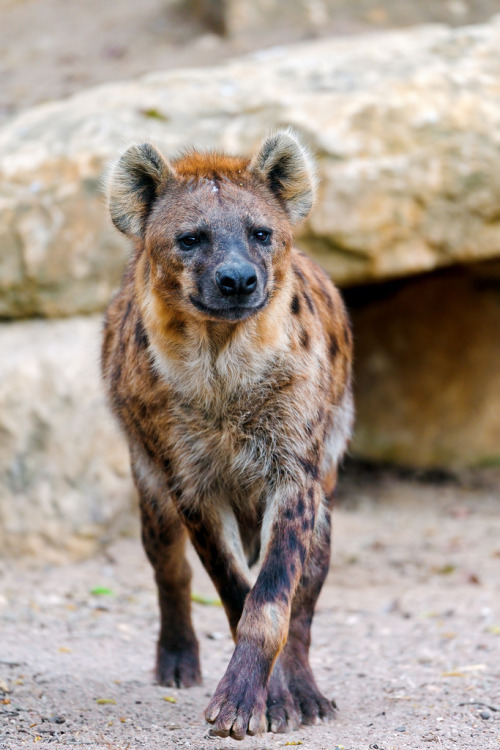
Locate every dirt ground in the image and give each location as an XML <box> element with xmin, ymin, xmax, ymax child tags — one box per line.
<box><xmin>1</xmin><ymin>470</ymin><xmax>499</xmax><ymax>750</ymax></box>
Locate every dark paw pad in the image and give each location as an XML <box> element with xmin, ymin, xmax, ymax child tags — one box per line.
<box><xmin>156</xmin><ymin>642</ymin><xmax>201</xmax><ymax>688</ymax></box>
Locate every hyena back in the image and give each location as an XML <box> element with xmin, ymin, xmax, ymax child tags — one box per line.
<box><xmin>102</xmin><ymin>130</ymin><xmax>353</xmax><ymax>740</ymax></box>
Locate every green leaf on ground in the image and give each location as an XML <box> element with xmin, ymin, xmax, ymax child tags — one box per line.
<box><xmin>191</xmin><ymin>593</ymin><xmax>222</xmax><ymax>606</ymax></box>
<box><xmin>139</xmin><ymin>108</ymin><xmax>169</xmax><ymax>121</ymax></box>
<box><xmin>90</xmin><ymin>587</ymin><xmax>114</xmax><ymax>596</ymax></box>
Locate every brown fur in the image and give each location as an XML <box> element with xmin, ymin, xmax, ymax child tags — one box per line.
<box><xmin>102</xmin><ymin>131</ymin><xmax>353</xmax><ymax>740</ymax></box>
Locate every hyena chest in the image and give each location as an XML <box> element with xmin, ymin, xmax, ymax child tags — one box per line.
<box><xmin>167</xmin><ymin>402</ymin><xmax>272</xmax><ymax>504</ymax></box>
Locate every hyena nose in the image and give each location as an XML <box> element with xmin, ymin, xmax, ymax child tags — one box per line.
<box><xmin>215</xmin><ymin>263</ymin><xmax>258</xmax><ymax>297</ymax></box>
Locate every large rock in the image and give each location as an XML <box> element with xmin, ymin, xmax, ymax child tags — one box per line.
<box><xmin>0</xmin><ymin>317</ymin><xmax>135</xmax><ymax>559</ymax></box>
<box><xmin>349</xmin><ymin>262</ymin><xmax>500</xmax><ymax>469</ymax></box>
<box><xmin>190</xmin><ymin>0</ymin><xmax>500</xmax><ymax>36</ymax></box>
<box><xmin>2</xmin><ymin>20</ymin><xmax>500</xmax><ymax>316</ymax></box>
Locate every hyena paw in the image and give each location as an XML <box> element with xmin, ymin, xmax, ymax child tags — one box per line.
<box><xmin>266</xmin><ymin>662</ymin><xmax>301</xmax><ymax>733</ymax></box>
<box><xmin>288</xmin><ymin>665</ymin><xmax>336</xmax><ymax>725</ymax></box>
<box><xmin>205</xmin><ymin>666</ymin><xmax>267</xmax><ymax>740</ymax></box>
<box><xmin>156</xmin><ymin>642</ymin><xmax>201</xmax><ymax>688</ymax></box>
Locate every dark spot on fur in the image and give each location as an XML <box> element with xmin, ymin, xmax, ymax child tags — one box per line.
<box><xmin>297</xmin><ymin>495</ymin><xmax>305</xmax><ymax>516</ymax></box>
<box><xmin>147</xmin><ymin>525</ymin><xmax>158</xmax><ymax>541</ymax></box>
<box><xmin>300</xmin><ymin>328</ymin><xmax>310</xmax><ymax>350</ymax></box>
<box><xmin>170</xmin><ymin>318</ymin><xmax>186</xmax><ymax>336</ymax></box>
<box><xmin>274</xmin><ymin>267</ymin><xmax>285</xmax><ymax>285</ymax></box>
<box><xmin>293</xmin><ymin>264</ymin><xmax>306</xmax><ymax>283</ymax></box>
<box><xmin>288</xmin><ymin>528</ymin><xmax>299</xmax><ymax>552</ymax></box>
<box><xmin>177</xmin><ymin>504</ymin><xmax>203</xmax><ymax>527</ymax></box>
<box><xmin>297</xmin><ymin>456</ymin><xmax>320</xmax><ymax>480</ymax></box>
<box><xmin>284</xmin><ymin>507</ymin><xmax>294</xmax><ymax>521</ymax></box>
<box><xmin>300</xmin><ymin>508</ymin><xmax>314</xmax><ymax>531</ymax></box>
<box><xmin>135</xmin><ymin>318</ymin><xmax>149</xmax><ymax>348</ymax></box>
<box><xmin>287</xmin><ymin>528</ymin><xmax>307</xmax><ymax>566</ymax></box>
<box><xmin>329</xmin><ymin>333</ymin><xmax>339</xmax><ymax>360</ymax></box>
<box><xmin>291</xmin><ymin>294</ymin><xmax>301</xmax><ymax>315</ymax></box>
<box><xmin>303</xmin><ymin>292</ymin><xmax>315</xmax><ymax>314</ymax></box>
<box><xmin>253</xmin><ymin>548</ymin><xmax>291</xmax><ymax>605</ymax></box>
<box><xmin>165</xmin><ymin>274</ymin><xmax>181</xmax><ymax>292</ymax></box>
<box><xmin>137</xmin><ymin>401</ymin><xmax>148</xmax><ymax>419</ymax></box>
<box><xmin>307</xmin><ymin>487</ymin><xmax>314</xmax><ymax>500</ymax></box>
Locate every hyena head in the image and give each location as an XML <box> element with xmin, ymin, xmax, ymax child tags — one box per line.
<box><xmin>107</xmin><ymin>130</ymin><xmax>317</xmax><ymax>323</ymax></box>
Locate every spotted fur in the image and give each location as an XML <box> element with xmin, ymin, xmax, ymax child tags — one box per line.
<box><xmin>102</xmin><ymin>131</ymin><xmax>353</xmax><ymax>740</ymax></box>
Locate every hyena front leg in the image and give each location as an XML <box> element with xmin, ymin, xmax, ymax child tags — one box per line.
<box><xmin>274</xmin><ymin>498</ymin><xmax>336</xmax><ymax>727</ymax></box>
<box><xmin>204</xmin><ymin>482</ymin><xmax>320</xmax><ymax>740</ymax></box>
<box><xmin>178</xmin><ymin>503</ymin><xmax>253</xmax><ymax>639</ymax></box>
<box><xmin>133</xmin><ymin>462</ymin><xmax>201</xmax><ymax>688</ymax></box>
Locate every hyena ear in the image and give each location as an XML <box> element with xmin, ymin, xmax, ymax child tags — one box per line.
<box><xmin>107</xmin><ymin>143</ymin><xmax>176</xmax><ymax>238</ymax></box>
<box><xmin>249</xmin><ymin>129</ymin><xmax>317</xmax><ymax>224</ymax></box>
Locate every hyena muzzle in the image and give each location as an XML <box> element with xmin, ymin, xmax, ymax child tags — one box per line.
<box><xmin>101</xmin><ymin>129</ymin><xmax>354</xmax><ymax>740</ymax></box>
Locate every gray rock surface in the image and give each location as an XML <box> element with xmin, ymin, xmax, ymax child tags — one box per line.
<box><xmin>2</xmin><ymin>19</ymin><xmax>500</xmax><ymax>316</ymax></box>
<box><xmin>0</xmin><ymin>316</ymin><xmax>134</xmax><ymax>559</ymax></box>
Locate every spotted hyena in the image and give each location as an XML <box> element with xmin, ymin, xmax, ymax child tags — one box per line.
<box><xmin>101</xmin><ymin>130</ymin><xmax>353</xmax><ymax>740</ymax></box>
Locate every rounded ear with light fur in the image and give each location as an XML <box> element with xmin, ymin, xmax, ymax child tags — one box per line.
<box><xmin>107</xmin><ymin>143</ymin><xmax>176</xmax><ymax>238</ymax></box>
<box><xmin>249</xmin><ymin>130</ymin><xmax>317</xmax><ymax>224</ymax></box>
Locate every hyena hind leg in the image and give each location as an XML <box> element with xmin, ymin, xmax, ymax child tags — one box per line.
<box><xmin>267</xmin><ymin>504</ymin><xmax>335</xmax><ymax>729</ymax></box>
<box><xmin>139</xmin><ymin>492</ymin><xmax>201</xmax><ymax>688</ymax></box>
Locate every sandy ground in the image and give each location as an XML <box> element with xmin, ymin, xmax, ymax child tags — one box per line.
<box><xmin>1</xmin><ymin>472</ymin><xmax>499</xmax><ymax>749</ymax></box>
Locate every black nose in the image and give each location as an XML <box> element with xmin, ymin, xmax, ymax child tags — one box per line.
<box><xmin>215</xmin><ymin>263</ymin><xmax>258</xmax><ymax>297</ymax></box>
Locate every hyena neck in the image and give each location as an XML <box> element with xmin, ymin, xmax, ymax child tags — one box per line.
<box><xmin>141</xmin><ymin>283</ymin><xmax>294</xmax><ymax>404</ymax></box>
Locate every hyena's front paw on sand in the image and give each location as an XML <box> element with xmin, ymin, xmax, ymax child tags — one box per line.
<box><xmin>156</xmin><ymin>642</ymin><xmax>201</xmax><ymax>688</ymax></box>
<box><xmin>288</xmin><ymin>668</ymin><xmax>337</xmax><ymax>725</ymax></box>
<box><xmin>266</xmin><ymin>660</ymin><xmax>301</xmax><ymax>733</ymax></box>
<box><xmin>205</xmin><ymin>670</ymin><xmax>267</xmax><ymax>740</ymax></box>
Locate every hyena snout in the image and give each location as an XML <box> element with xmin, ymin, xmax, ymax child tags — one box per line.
<box><xmin>215</xmin><ymin>261</ymin><xmax>258</xmax><ymax>298</ymax></box>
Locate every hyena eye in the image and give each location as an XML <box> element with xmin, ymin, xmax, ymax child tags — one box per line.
<box><xmin>178</xmin><ymin>233</ymin><xmax>199</xmax><ymax>249</ymax></box>
<box><xmin>253</xmin><ymin>228</ymin><xmax>271</xmax><ymax>244</ymax></box>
